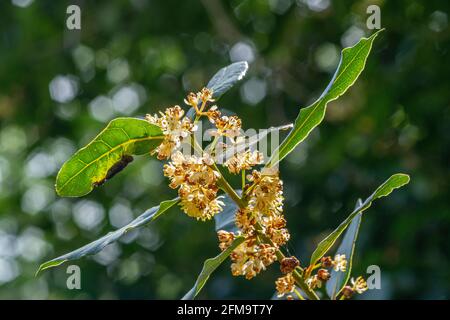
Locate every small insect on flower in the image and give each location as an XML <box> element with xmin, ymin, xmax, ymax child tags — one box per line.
<box><xmin>93</xmin><ymin>155</ymin><xmax>134</xmax><ymax>187</ymax></box>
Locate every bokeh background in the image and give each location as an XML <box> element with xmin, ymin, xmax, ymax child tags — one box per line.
<box><xmin>0</xmin><ymin>0</ymin><xmax>449</xmax><ymax>299</ymax></box>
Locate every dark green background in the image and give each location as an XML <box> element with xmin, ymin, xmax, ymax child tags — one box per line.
<box><xmin>0</xmin><ymin>0</ymin><xmax>448</xmax><ymax>299</ymax></box>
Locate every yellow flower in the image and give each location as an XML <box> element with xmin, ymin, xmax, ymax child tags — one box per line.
<box><xmin>146</xmin><ymin>106</ymin><xmax>195</xmax><ymax>160</ymax></box>
<box><xmin>247</xmin><ymin>170</ymin><xmax>284</xmax><ymax>217</ymax></box>
<box><xmin>184</xmin><ymin>92</ymin><xmax>199</xmax><ymax>108</ymax></box>
<box><xmin>229</xmin><ymin>240</ymin><xmax>277</xmax><ymax>280</ymax></box>
<box><xmin>276</xmin><ymin>273</ymin><xmax>295</xmax><ymax>297</ymax></box>
<box><xmin>224</xmin><ymin>150</ymin><xmax>263</xmax><ymax>174</ymax></box>
<box><xmin>332</xmin><ymin>254</ymin><xmax>347</xmax><ymax>272</ymax></box>
<box><xmin>351</xmin><ymin>276</ymin><xmax>368</xmax><ymax>294</ymax></box>
<box><xmin>179</xmin><ymin>185</ymin><xmax>224</xmax><ymax>221</ymax></box>
<box><xmin>211</xmin><ymin>114</ymin><xmax>242</xmax><ymax>138</ymax></box>
<box><xmin>235</xmin><ymin>208</ymin><xmax>256</xmax><ymax>235</ymax></box>
<box><xmin>217</xmin><ymin>230</ymin><xmax>235</xmax><ymax>251</ymax></box>
<box><xmin>184</xmin><ymin>88</ymin><xmax>215</xmax><ymax>111</ymax></box>
<box><xmin>306</xmin><ymin>275</ymin><xmax>322</xmax><ymax>289</ymax></box>
<box><xmin>225</xmin><ymin>169</ymin><xmax>290</xmax><ymax>280</ymax></box>
<box><xmin>163</xmin><ymin>151</ymin><xmax>223</xmax><ymax>221</ymax></box>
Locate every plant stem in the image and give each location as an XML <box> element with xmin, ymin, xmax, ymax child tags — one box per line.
<box><xmin>214</xmin><ymin>164</ymin><xmax>319</xmax><ymax>300</ymax></box>
<box><xmin>294</xmin><ymin>288</ymin><xmax>305</xmax><ymax>300</ymax></box>
<box><xmin>216</xmin><ymin>167</ymin><xmax>245</xmax><ymax>208</ymax></box>
<box><xmin>191</xmin><ymin>134</ymin><xmax>319</xmax><ymax>300</ymax></box>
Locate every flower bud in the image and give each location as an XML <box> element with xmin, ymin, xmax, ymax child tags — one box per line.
<box><xmin>280</xmin><ymin>256</ymin><xmax>300</xmax><ymax>274</ymax></box>
<box><xmin>342</xmin><ymin>286</ymin><xmax>354</xmax><ymax>298</ymax></box>
<box><xmin>321</xmin><ymin>256</ymin><xmax>333</xmax><ymax>268</ymax></box>
<box><xmin>317</xmin><ymin>268</ymin><xmax>331</xmax><ymax>281</ymax></box>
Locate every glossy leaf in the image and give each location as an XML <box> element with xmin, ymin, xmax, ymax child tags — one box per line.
<box><xmin>36</xmin><ymin>198</ymin><xmax>179</xmax><ymax>275</ymax></box>
<box><xmin>217</xmin><ymin>124</ymin><xmax>292</xmax><ymax>160</ymax></box>
<box><xmin>207</xmin><ymin>61</ymin><xmax>248</xmax><ymax>98</ymax></box>
<box><xmin>56</xmin><ymin>117</ymin><xmax>164</xmax><ymax>197</ymax></box>
<box><xmin>326</xmin><ymin>199</ymin><xmax>363</xmax><ymax>300</ymax></box>
<box><xmin>214</xmin><ymin>192</ymin><xmax>241</xmax><ymax>233</ymax></box>
<box><xmin>185</xmin><ymin>61</ymin><xmax>249</xmax><ymax>121</ymax></box>
<box><xmin>182</xmin><ymin>236</ymin><xmax>245</xmax><ymax>300</ymax></box>
<box><xmin>267</xmin><ymin>30</ymin><xmax>383</xmax><ymax>167</ymax></box>
<box><xmin>310</xmin><ymin>173</ymin><xmax>410</xmax><ymax>265</ymax></box>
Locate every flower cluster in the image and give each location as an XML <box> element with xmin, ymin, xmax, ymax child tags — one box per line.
<box><xmin>148</xmin><ymin>85</ymin><xmax>367</xmax><ymax>300</ymax></box>
<box><xmin>151</xmin><ymin>87</ymin><xmax>246</xmax><ymax>222</ymax></box>
<box><xmin>331</xmin><ymin>254</ymin><xmax>347</xmax><ymax>272</ymax></box>
<box><xmin>184</xmin><ymin>87</ymin><xmax>243</xmax><ymax>138</ymax></box>
<box><xmin>218</xmin><ymin>168</ymin><xmax>290</xmax><ymax>282</ymax></box>
<box><xmin>275</xmin><ymin>273</ymin><xmax>295</xmax><ymax>297</ymax></box>
<box><xmin>163</xmin><ymin>151</ymin><xmax>223</xmax><ymax>221</ymax></box>
<box><xmin>210</xmin><ymin>112</ymin><xmax>242</xmax><ymax>138</ymax></box>
<box><xmin>146</xmin><ymin>106</ymin><xmax>195</xmax><ymax>160</ymax></box>
<box><xmin>184</xmin><ymin>87</ymin><xmax>215</xmax><ymax>111</ymax></box>
<box><xmin>230</xmin><ymin>239</ymin><xmax>277</xmax><ymax>280</ymax></box>
<box><xmin>274</xmin><ymin>257</ymin><xmax>301</xmax><ymax>297</ymax></box>
<box><xmin>303</xmin><ymin>254</ymin><xmax>348</xmax><ymax>290</ymax></box>
<box><xmin>224</xmin><ymin>150</ymin><xmax>263</xmax><ymax>174</ymax></box>
<box><xmin>342</xmin><ymin>276</ymin><xmax>368</xmax><ymax>298</ymax></box>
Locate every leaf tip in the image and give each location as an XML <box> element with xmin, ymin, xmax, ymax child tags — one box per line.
<box><xmin>392</xmin><ymin>173</ymin><xmax>411</xmax><ymax>185</ymax></box>
<box><xmin>238</xmin><ymin>61</ymin><xmax>249</xmax><ymax>80</ymax></box>
<box><xmin>35</xmin><ymin>259</ymin><xmax>67</xmax><ymax>276</ymax></box>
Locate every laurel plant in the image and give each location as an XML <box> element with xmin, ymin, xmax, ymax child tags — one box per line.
<box><xmin>37</xmin><ymin>30</ymin><xmax>410</xmax><ymax>300</ymax></box>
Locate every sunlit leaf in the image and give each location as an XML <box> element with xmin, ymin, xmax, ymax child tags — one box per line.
<box><xmin>207</xmin><ymin>61</ymin><xmax>248</xmax><ymax>98</ymax></box>
<box><xmin>326</xmin><ymin>199</ymin><xmax>363</xmax><ymax>300</ymax></box>
<box><xmin>214</xmin><ymin>124</ymin><xmax>292</xmax><ymax>160</ymax></box>
<box><xmin>310</xmin><ymin>173</ymin><xmax>410</xmax><ymax>266</ymax></box>
<box><xmin>214</xmin><ymin>192</ymin><xmax>240</xmax><ymax>233</ymax></box>
<box><xmin>55</xmin><ymin>117</ymin><xmax>163</xmax><ymax>197</ymax></box>
<box><xmin>36</xmin><ymin>198</ymin><xmax>179</xmax><ymax>275</ymax></box>
<box><xmin>182</xmin><ymin>236</ymin><xmax>245</xmax><ymax>300</ymax></box>
<box><xmin>185</xmin><ymin>61</ymin><xmax>249</xmax><ymax>120</ymax></box>
<box><xmin>267</xmin><ymin>30</ymin><xmax>383</xmax><ymax>167</ymax></box>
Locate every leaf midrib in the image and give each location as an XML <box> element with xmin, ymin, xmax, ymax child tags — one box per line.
<box><xmin>269</xmin><ymin>37</ymin><xmax>372</xmax><ymax>166</ymax></box>
<box><xmin>57</xmin><ymin>135</ymin><xmax>163</xmax><ymax>193</ymax></box>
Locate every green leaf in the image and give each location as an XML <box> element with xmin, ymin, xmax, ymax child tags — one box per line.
<box><xmin>55</xmin><ymin>117</ymin><xmax>163</xmax><ymax>197</ymax></box>
<box><xmin>214</xmin><ymin>192</ymin><xmax>240</xmax><ymax>233</ymax></box>
<box><xmin>310</xmin><ymin>173</ymin><xmax>410</xmax><ymax>266</ymax></box>
<box><xmin>207</xmin><ymin>61</ymin><xmax>248</xmax><ymax>98</ymax></box>
<box><xmin>216</xmin><ymin>124</ymin><xmax>292</xmax><ymax>160</ymax></box>
<box><xmin>185</xmin><ymin>61</ymin><xmax>249</xmax><ymax>120</ymax></box>
<box><xmin>267</xmin><ymin>30</ymin><xmax>383</xmax><ymax>167</ymax></box>
<box><xmin>326</xmin><ymin>199</ymin><xmax>363</xmax><ymax>300</ymax></box>
<box><xmin>182</xmin><ymin>236</ymin><xmax>245</xmax><ymax>300</ymax></box>
<box><xmin>36</xmin><ymin>198</ymin><xmax>179</xmax><ymax>275</ymax></box>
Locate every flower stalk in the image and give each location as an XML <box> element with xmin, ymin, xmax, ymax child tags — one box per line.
<box><xmin>214</xmin><ymin>162</ymin><xmax>318</xmax><ymax>300</ymax></box>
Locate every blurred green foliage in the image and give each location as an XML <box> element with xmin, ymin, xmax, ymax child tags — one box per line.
<box><xmin>0</xmin><ymin>0</ymin><xmax>448</xmax><ymax>299</ymax></box>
